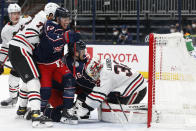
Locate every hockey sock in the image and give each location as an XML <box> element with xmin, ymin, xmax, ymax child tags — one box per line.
<box><xmin>27</xmin><ymin>78</ymin><xmax>41</xmax><ymax>111</ymax></box>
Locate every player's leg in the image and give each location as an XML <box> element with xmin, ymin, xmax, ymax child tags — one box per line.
<box><xmin>0</xmin><ymin>70</ymin><xmax>20</xmax><ymax>106</ymax></box>
<box><xmin>38</xmin><ymin>64</ymin><xmax>53</xmax><ymax>114</ymax></box>
<box><xmin>54</xmin><ymin>66</ymin><xmax>78</xmax><ymax>124</ymax></box>
<box><xmin>16</xmin><ymin>82</ymin><xmax>29</xmax><ymax>117</ymax></box>
<box><xmin>9</xmin><ymin>45</ymin><xmax>52</xmax><ymax>127</ymax></box>
<box><xmin>75</xmin><ymin>85</ymin><xmax>93</xmax><ymax>119</ymax></box>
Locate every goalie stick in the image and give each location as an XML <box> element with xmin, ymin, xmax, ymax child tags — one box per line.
<box><xmin>115</xmin><ymin>95</ymin><xmax>129</xmax><ymax>122</ymax></box>
<box><xmin>104</xmin><ymin>100</ymin><xmax>128</xmax><ymax>124</ymax></box>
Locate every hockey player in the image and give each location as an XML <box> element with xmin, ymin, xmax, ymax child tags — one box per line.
<box><xmin>8</xmin><ymin>2</ymin><xmax>59</xmax><ymax>127</ymax></box>
<box><xmin>40</xmin><ymin>39</ymin><xmax>91</xmax><ymax>122</ymax></box>
<box><xmin>33</xmin><ymin>7</ymin><xmax>80</xmax><ymax>124</ymax></box>
<box><xmin>184</xmin><ymin>33</ymin><xmax>196</xmax><ymax>58</ymax></box>
<box><xmin>0</xmin><ymin>3</ymin><xmax>32</xmax><ymax>107</ymax></box>
<box><xmin>75</xmin><ymin>58</ymin><xmax>147</xmax><ymax>119</ymax></box>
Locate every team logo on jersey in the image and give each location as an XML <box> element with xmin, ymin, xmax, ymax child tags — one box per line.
<box><xmin>47</xmin><ymin>26</ymin><xmax>54</xmax><ymax>31</ymax></box>
<box><xmin>106</xmin><ymin>58</ymin><xmax>112</xmax><ymax>71</ymax></box>
<box><xmin>53</xmin><ymin>45</ymin><xmax>64</xmax><ymax>53</ymax></box>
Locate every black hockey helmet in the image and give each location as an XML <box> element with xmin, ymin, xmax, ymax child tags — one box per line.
<box><xmin>68</xmin><ymin>40</ymin><xmax>86</xmax><ymax>56</ymax></box>
<box><xmin>55</xmin><ymin>7</ymin><xmax>71</xmax><ymax>18</ymax></box>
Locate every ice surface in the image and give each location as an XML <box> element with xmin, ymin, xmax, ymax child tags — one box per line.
<box><xmin>0</xmin><ymin>75</ymin><xmax>192</xmax><ymax>131</ymax></box>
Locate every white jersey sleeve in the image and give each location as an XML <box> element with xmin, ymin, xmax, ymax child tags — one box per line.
<box><xmin>0</xmin><ymin>29</ymin><xmax>9</xmax><ymax>63</ymax></box>
<box><xmin>24</xmin><ymin>10</ymin><xmax>47</xmax><ymax>44</ymax></box>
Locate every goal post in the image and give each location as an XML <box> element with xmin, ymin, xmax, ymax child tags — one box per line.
<box><xmin>148</xmin><ymin>32</ymin><xmax>196</xmax><ymax>128</ymax></box>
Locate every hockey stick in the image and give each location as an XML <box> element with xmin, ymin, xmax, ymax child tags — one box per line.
<box><xmin>115</xmin><ymin>96</ymin><xmax>129</xmax><ymax>122</ymax></box>
<box><xmin>104</xmin><ymin>100</ymin><xmax>127</xmax><ymax>124</ymax></box>
<box><xmin>72</xmin><ymin>0</ymin><xmax>78</xmax><ymax>78</ymax></box>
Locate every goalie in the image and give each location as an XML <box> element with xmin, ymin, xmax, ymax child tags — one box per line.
<box><xmin>75</xmin><ymin>57</ymin><xmax>147</xmax><ymax>123</ymax></box>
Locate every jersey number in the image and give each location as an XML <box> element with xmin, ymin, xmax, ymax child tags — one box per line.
<box><xmin>114</xmin><ymin>61</ymin><xmax>132</xmax><ymax>77</ymax></box>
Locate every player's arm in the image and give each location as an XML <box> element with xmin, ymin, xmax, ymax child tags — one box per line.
<box><xmin>24</xmin><ymin>11</ymin><xmax>47</xmax><ymax>44</ymax></box>
<box><xmin>44</xmin><ymin>21</ymin><xmax>66</xmax><ymax>47</ymax></box>
<box><xmin>0</xmin><ymin>29</ymin><xmax>9</xmax><ymax>64</ymax></box>
<box><xmin>85</xmin><ymin>71</ymin><xmax>113</xmax><ymax>109</ymax></box>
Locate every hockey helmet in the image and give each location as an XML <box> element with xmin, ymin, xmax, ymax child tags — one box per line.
<box><xmin>68</xmin><ymin>40</ymin><xmax>86</xmax><ymax>56</ymax></box>
<box><xmin>55</xmin><ymin>7</ymin><xmax>71</xmax><ymax>18</ymax></box>
<box><xmin>8</xmin><ymin>3</ymin><xmax>21</xmax><ymax>13</ymax></box>
<box><xmin>85</xmin><ymin>57</ymin><xmax>103</xmax><ymax>81</ymax></box>
<box><xmin>44</xmin><ymin>2</ymin><xmax>60</xmax><ymax>17</ymax></box>
<box><xmin>184</xmin><ymin>33</ymin><xmax>191</xmax><ymax>39</ymax></box>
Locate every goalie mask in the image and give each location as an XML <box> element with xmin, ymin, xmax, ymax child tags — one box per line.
<box><xmin>85</xmin><ymin>58</ymin><xmax>103</xmax><ymax>81</ymax></box>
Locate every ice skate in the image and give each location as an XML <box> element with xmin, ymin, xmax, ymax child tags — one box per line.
<box><xmin>31</xmin><ymin>110</ymin><xmax>53</xmax><ymax>128</ymax></box>
<box><xmin>60</xmin><ymin>108</ymin><xmax>78</xmax><ymax>125</ymax></box>
<box><xmin>1</xmin><ymin>97</ymin><xmax>18</xmax><ymax>107</ymax></box>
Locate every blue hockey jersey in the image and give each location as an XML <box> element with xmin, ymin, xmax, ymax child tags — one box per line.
<box><xmin>33</xmin><ymin>20</ymin><xmax>70</xmax><ymax>63</ymax></box>
<box><xmin>63</xmin><ymin>54</ymin><xmax>96</xmax><ymax>90</ymax></box>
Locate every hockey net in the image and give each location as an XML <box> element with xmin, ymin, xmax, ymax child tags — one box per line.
<box><xmin>148</xmin><ymin>32</ymin><xmax>196</xmax><ymax>128</ymax></box>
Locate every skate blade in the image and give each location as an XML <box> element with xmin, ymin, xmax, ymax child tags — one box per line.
<box><xmin>15</xmin><ymin>115</ymin><xmax>24</xmax><ymax>119</ymax></box>
<box><xmin>32</xmin><ymin>121</ymin><xmax>53</xmax><ymax>128</ymax></box>
<box><xmin>60</xmin><ymin>117</ymin><xmax>78</xmax><ymax>125</ymax></box>
<box><xmin>0</xmin><ymin>104</ymin><xmax>16</xmax><ymax>108</ymax></box>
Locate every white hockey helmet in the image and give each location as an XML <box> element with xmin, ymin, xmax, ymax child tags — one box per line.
<box><xmin>8</xmin><ymin>3</ymin><xmax>21</xmax><ymax>13</ymax></box>
<box><xmin>85</xmin><ymin>57</ymin><xmax>103</xmax><ymax>81</ymax></box>
<box><xmin>44</xmin><ymin>2</ymin><xmax>60</xmax><ymax>17</ymax></box>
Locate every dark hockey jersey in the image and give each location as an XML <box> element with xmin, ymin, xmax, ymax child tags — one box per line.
<box><xmin>63</xmin><ymin>54</ymin><xmax>96</xmax><ymax>91</ymax></box>
<box><xmin>33</xmin><ymin>20</ymin><xmax>69</xmax><ymax>63</ymax></box>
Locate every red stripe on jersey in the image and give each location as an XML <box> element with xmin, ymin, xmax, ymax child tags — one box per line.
<box><xmin>28</xmin><ymin>94</ymin><xmax>40</xmax><ymax>98</ymax></box>
<box><xmin>19</xmin><ymin>92</ymin><xmax>27</xmax><ymax>97</ymax></box>
<box><xmin>15</xmin><ymin>35</ymin><xmax>34</xmax><ymax>50</ymax></box>
<box><xmin>125</xmin><ymin>76</ymin><xmax>143</xmax><ymax>97</ymax></box>
<box><xmin>89</xmin><ymin>93</ymin><xmax>105</xmax><ymax>101</ymax></box>
<box><xmin>0</xmin><ymin>49</ymin><xmax>8</xmax><ymax>53</ymax></box>
<box><xmin>3</xmin><ymin>56</ymin><xmax>8</xmax><ymax>64</ymax></box>
<box><xmin>22</xmin><ymin>49</ymin><xmax>39</xmax><ymax>78</ymax></box>
<box><xmin>9</xmin><ymin>88</ymin><xmax>17</xmax><ymax>91</ymax></box>
<box><xmin>128</xmin><ymin>92</ymin><xmax>137</xmax><ymax>105</ymax></box>
<box><xmin>25</xmin><ymin>32</ymin><xmax>36</xmax><ymax>35</ymax></box>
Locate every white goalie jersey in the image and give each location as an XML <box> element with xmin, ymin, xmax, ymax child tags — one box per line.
<box><xmin>0</xmin><ymin>16</ymin><xmax>32</xmax><ymax>63</ymax></box>
<box><xmin>85</xmin><ymin>58</ymin><xmax>146</xmax><ymax>109</ymax></box>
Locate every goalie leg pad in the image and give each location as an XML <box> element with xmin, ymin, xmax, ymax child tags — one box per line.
<box><xmin>99</xmin><ymin>102</ymin><xmax>147</xmax><ymax>123</ymax></box>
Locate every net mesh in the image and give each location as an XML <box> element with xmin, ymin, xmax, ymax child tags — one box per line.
<box><xmin>149</xmin><ymin>32</ymin><xmax>196</xmax><ymax>128</ymax></box>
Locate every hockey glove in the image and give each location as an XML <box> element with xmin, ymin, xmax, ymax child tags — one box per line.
<box><xmin>107</xmin><ymin>92</ymin><xmax>121</xmax><ymax>104</ymax></box>
<box><xmin>63</xmin><ymin>31</ymin><xmax>81</xmax><ymax>44</ymax></box>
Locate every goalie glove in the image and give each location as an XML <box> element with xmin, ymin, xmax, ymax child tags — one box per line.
<box><xmin>63</xmin><ymin>31</ymin><xmax>81</xmax><ymax>44</ymax></box>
